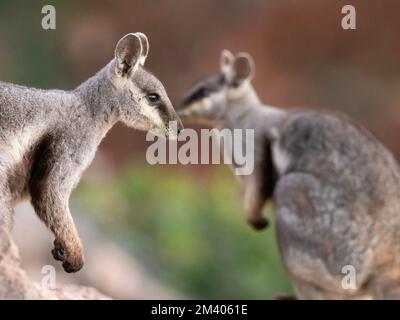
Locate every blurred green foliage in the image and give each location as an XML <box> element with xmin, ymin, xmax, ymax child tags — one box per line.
<box><xmin>0</xmin><ymin>0</ymin><xmax>74</xmax><ymax>88</ymax></box>
<box><xmin>76</xmin><ymin>164</ymin><xmax>293</xmax><ymax>299</ymax></box>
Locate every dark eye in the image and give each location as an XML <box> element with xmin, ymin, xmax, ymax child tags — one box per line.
<box><xmin>188</xmin><ymin>87</ymin><xmax>210</xmax><ymax>103</ymax></box>
<box><xmin>198</xmin><ymin>87</ymin><xmax>210</xmax><ymax>98</ymax></box>
<box><xmin>146</xmin><ymin>93</ymin><xmax>161</xmax><ymax>105</ymax></box>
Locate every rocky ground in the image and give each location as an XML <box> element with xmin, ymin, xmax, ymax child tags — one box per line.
<box><xmin>2</xmin><ymin>202</ymin><xmax>179</xmax><ymax>300</ymax></box>
<box><xmin>0</xmin><ymin>226</ymin><xmax>109</xmax><ymax>300</ymax></box>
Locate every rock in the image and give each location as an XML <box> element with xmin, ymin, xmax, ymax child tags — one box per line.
<box><xmin>12</xmin><ymin>203</ymin><xmax>181</xmax><ymax>299</ymax></box>
<box><xmin>0</xmin><ymin>227</ymin><xmax>109</xmax><ymax>300</ymax></box>
<box><xmin>40</xmin><ymin>285</ymin><xmax>110</xmax><ymax>300</ymax></box>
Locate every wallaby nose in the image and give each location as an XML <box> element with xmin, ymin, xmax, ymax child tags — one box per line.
<box><xmin>177</xmin><ymin>120</ymin><xmax>184</xmax><ymax>135</ymax></box>
<box><xmin>175</xmin><ymin>113</ymin><xmax>184</xmax><ymax>135</ymax></box>
<box><xmin>168</xmin><ymin>102</ymin><xmax>184</xmax><ymax>136</ymax></box>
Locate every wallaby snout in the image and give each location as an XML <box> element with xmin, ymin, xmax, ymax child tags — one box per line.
<box><xmin>165</xmin><ymin>114</ymin><xmax>184</xmax><ymax>139</ymax></box>
<box><xmin>174</xmin><ymin>115</ymin><xmax>184</xmax><ymax>135</ymax></box>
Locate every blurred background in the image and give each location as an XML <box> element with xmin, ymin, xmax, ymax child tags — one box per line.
<box><xmin>1</xmin><ymin>0</ymin><xmax>400</xmax><ymax>299</ymax></box>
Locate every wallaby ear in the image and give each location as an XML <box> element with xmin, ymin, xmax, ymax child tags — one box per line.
<box><xmin>114</xmin><ymin>33</ymin><xmax>143</xmax><ymax>77</ymax></box>
<box><xmin>232</xmin><ymin>53</ymin><xmax>255</xmax><ymax>84</ymax></box>
<box><xmin>136</xmin><ymin>32</ymin><xmax>149</xmax><ymax>66</ymax></box>
<box><xmin>220</xmin><ymin>49</ymin><xmax>234</xmax><ymax>75</ymax></box>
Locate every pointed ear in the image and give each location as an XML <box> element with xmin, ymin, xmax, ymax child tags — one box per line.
<box><xmin>114</xmin><ymin>33</ymin><xmax>143</xmax><ymax>77</ymax></box>
<box><xmin>232</xmin><ymin>53</ymin><xmax>255</xmax><ymax>84</ymax></box>
<box><xmin>220</xmin><ymin>49</ymin><xmax>234</xmax><ymax>75</ymax></box>
<box><xmin>136</xmin><ymin>32</ymin><xmax>149</xmax><ymax>66</ymax></box>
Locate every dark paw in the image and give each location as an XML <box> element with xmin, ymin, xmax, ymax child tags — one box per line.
<box><xmin>249</xmin><ymin>217</ymin><xmax>269</xmax><ymax>231</ymax></box>
<box><xmin>52</xmin><ymin>244</ymin><xmax>65</xmax><ymax>261</ymax></box>
<box><xmin>62</xmin><ymin>259</ymin><xmax>84</xmax><ymax>273</ymax></box>
<box><xmin>52</xmin><ymin>239</ymin><xmax>84</xmax><ymax>273</ymax></box>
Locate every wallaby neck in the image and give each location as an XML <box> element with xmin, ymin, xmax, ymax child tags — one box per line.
<box><xmin>229</xmin><ymin>82</ymin><xmax>261</xmax><ymax>107</ymax></box>
<box><xmin>223</xmin><ymin>83</ymin><xmax>285</xmax><ymax>131</ymax></box>
<box><xmin>74</xmin><ymin>61</ymin><xmax>119</xmax><ymax>132</ymax></box>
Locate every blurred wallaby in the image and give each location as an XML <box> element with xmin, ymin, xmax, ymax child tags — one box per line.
<box><xmin>179</xmin><ymin>50</ymin><xmax>400</xmax><ymax>299</ymax></box>
<box><xmin>0</xmin><ymin>33</ymin><xmax>183</xmax><ymax>273</ymax></box>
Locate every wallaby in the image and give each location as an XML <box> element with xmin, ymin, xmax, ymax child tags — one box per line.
<box><xmin>178</xmin><ymin>50</ymin><xmax>400</xmax><ymax>299</ymax></box>
<box><xmin>0</xmin><ymin>33</ymin><xmax>183</xmax><ymax>273</ymax></box>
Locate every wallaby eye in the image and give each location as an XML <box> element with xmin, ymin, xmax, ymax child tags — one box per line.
<box><xmin>188</xmin><ymin>87</ymin><xmax>209</xmax><ymax>103</ymax></box>
<box><xmin>198</xmin><ymin>87</ymin><xmax>210</xmax><ymax>98</ymax></box>
<box><xmin>145</xmin><ymin>93</ymin><xmax>161</xmax><ymax>105</ymax></box>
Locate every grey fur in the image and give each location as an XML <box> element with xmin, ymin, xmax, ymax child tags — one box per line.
<box><xmin>0</xmin><ymin>33</ymin><xmax>182</xmax><ymax>273</ymax></box>
<box><xmin>179</xmin><ymin>50</ymin><xmax>400</xmax><ymax>299</ymax></box>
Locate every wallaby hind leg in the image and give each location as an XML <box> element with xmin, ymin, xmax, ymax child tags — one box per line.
<box><xmin>273</xmin><ymin>172</ymin><xmax>375</xmax><ymax>299</ymax></box>
<box><xmin>373</xmin><ymin>281</ymin><xmax>400</xmax><ymax>299</ymax></box>
<box><xmin>370</xmin><ymin>262</ymin><xmax>400</xmax><ymax>298</ymax></box>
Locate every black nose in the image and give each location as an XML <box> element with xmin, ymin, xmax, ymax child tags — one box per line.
<box><xmin>177</xmin><ymin>127</ymin><xmax>182</xmax><ymax>135</ymax></box>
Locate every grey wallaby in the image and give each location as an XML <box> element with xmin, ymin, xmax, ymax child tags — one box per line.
<box><xmin>178</xmin><ymin>50</ymin><xmax>400</xmax><ymax>299</ymax></box>
<box><xmin>0</xmin><ymin>32</ymin><xmax>183</xmax><ymax>273</ymax></box>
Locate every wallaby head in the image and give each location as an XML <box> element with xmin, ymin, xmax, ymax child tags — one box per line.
<box><xmin>178</xmin><ymin>50</ymin><xmax>255</xmax><ymax>125</ymax></box>
<box><xmin>109</xmin><ymin>33</ymin><xmax>183</xmax><ymax>137</ymax></box>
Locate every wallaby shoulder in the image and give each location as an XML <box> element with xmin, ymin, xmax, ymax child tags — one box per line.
<box><xmin>0</xmin><ymin>79</ymin><xmax>82</xmax><ymax>133</ymax></box>
<box><xmin>276</xmin><ymin>110</ymin><xmax>400</xmax><ymax>185</ymax></box>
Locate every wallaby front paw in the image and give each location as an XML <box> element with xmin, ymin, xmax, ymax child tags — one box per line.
<box><xmin>62</xmin><ymin>258</ymin><xmax>84</xmax><ymax>273</ymax></box>
<box><xmin>51</xmin><ymin>243</ymin><xmax>65</xmax><ymax>261</ymax></box>
<box><xmin>247</xmin><ymin>217</ymin><xmax>269</xmax><ymax>231</ymax></box>
<box><xmin>52</xmin><ymin>239</ymin><xmax>84</xmax><ymax>273</ymax></box>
